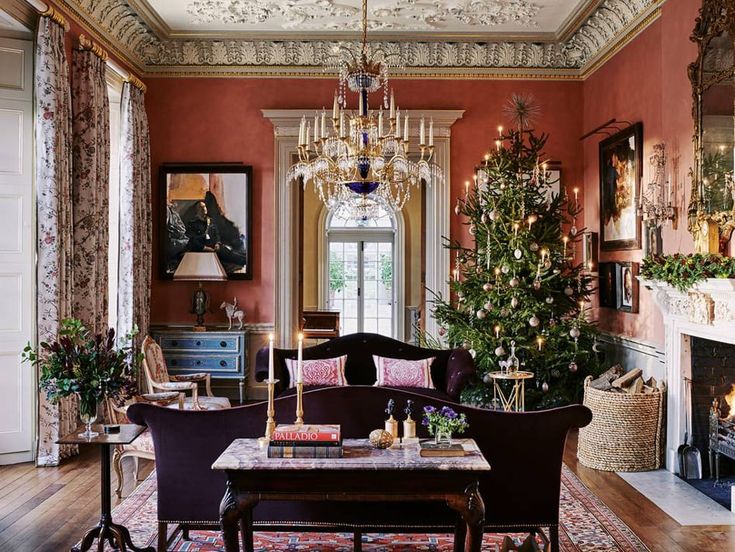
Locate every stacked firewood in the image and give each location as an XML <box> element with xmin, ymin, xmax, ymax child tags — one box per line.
<box><xmin>588</xmin><ymin>365</ymin><xmax>660</xmax><ymax>394</ymax></box>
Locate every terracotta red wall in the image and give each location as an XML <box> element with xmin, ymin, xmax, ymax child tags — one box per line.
<box><xmin>146</xmin><ymin>78</ymin><xmax>584</xmax><ymax>324</ymax></box>
<box><xmin>582</xmin><ymin>0</ymin><xmax>700</xmax><ymax>345</ymax></box>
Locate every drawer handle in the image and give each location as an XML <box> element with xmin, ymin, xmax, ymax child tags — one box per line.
<box><xmin>196</xmin><ymin>341</ymin><xmax>202</xmax><ymax>346</ymax></box>
<box><xmin>220</xmin><ymin>341</ymin><xmax>227</xmax><ymax>347</ymax></box>
<box><xmin>220</xmin><ymin>360</ymin><xmax>227</xmax><ymax>367</ymax></box>
<box><xmin>172</xmin><ymin>340</ymin><xmax>178</xmax><ymax>346</ymax></box>
<box><xmin>196</xmin><ymin>360</ymin><xmax>201</xmax><ymax>366</ymax></box>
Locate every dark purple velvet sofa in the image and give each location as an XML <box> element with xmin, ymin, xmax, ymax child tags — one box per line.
<box><xmin>253</xmin><ymin>332</ymin><xmax>476</xmax><ymax>401</ymax></box>
<box><xmin>127</xmin><ymin>386</ymin><xmax>591</xmax><ymax>551</ymax></box>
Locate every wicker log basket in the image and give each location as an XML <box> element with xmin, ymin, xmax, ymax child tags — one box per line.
<box><xmin>577</xmin><ymin>375</ymin><xmax>665</xmax><ymax>472</ymax></box>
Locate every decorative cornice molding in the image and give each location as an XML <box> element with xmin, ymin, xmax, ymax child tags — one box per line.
<box><xmin>52</xmin><ymin>0</ymin><xmax>664</xmax><ymax>78</ymax></box>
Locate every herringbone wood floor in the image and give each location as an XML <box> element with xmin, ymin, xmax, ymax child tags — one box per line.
<box><xmin>0</xmin><ymin>431</ymin><xmax>732</xmax><ymax>551</ymax></box>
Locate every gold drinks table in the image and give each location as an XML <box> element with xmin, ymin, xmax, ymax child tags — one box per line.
<box><xmin>487</xmin><ymin>370</ymin><xmax>534</xmax><ymax>412</ymax></box>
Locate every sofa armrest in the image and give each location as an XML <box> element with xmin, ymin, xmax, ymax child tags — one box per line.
<box><xmin>445</xmin><ymin>348</ymin><xmax>476</xmax><ymax>401</ymax></box>
<box><xmin>254</xmin><ymin>346</ymin><xmax>288</xmax><ymax>392</ymax></box>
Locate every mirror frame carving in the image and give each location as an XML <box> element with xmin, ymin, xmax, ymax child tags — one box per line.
<box><xmin>688</xmin><ymin>0</ymin><xmax>735</xmax><ymax>253</ymax></box>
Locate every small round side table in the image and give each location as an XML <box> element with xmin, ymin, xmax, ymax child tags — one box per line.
<box><xmin>487</xmin><ymin>370</ymin><xmax>535</xmax><ymax>412</ymax></box>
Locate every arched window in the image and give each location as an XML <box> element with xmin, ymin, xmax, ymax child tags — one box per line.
<box><xmin>324</xmin><ymin>201</ymin><xmax>399</xmax><ymax>338</ymax></box>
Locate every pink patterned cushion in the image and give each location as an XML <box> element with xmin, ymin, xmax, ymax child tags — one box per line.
<box><xmin>285</xmin><ymin>356</ymin><xmax>348</xmax><ymax>388</ymax></box>
<box><xmin>373</xmin><ymin>356</ymin><xmax>436</xmax><ymax>389</ymax></box>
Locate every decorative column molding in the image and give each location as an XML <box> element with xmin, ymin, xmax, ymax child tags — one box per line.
<box><xmin>262</xmin><ymin>108</ymin><xmax>463</xmax><ymax>346</ymax></box>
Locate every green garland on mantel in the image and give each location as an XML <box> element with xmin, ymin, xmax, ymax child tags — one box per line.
<box><xmin>641</xmin><ymin>254</ymin><xmax>735</xmax><ymax>292</ymax></box>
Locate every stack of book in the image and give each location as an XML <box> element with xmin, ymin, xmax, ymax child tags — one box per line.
<box><xmin>267</xmin><ymin>424</ymin><xmax>343</xmax><ymax>458</ymax></box>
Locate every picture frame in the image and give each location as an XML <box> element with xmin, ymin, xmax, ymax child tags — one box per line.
<box><xmin>599</xmin><ymin>123</ymin><xmax>643</xmax><ymax>250</ymax></box>
<box><xmin>616</xmin><ymin>261</ymin><xmax>640</xmax><ymax>313</ymax></box>
<box><xmin>598</xmin><ymin>262</ymin><xmax>617</xmax><ymax>308</ymax></box>
<box><xmin>160</xmin><ymin>163</ymin><xmax>253</xmax><ymax>280</ymax></box>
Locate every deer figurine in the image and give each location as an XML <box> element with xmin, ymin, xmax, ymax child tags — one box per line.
<box><xmin>220</xmin><ymin>298</ymin><xmax>245</xmax><ymax>330</ymax></box>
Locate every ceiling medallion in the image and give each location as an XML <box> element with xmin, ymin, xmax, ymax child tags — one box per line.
<box><xmin>186</xmin><ymin>0</ymin><xmax>541</xmax><ymax>31</ymax></box>
<box><xmin>287</xmin><ymin>0</ymin><xmax>441</xmax><ymax>217</ymax></box>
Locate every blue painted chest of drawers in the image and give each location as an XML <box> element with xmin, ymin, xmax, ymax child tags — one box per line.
<box><xmin>151</xmin><ymin>326</ymin><xmax>248</xmax><ymax>403</ymax></box>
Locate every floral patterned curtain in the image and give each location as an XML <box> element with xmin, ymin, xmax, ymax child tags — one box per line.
<box><xmin>117</xmin><ymin>82</ymin><xmax>151</xmax><ymax>351</ymax></box>
<box><xmin>35</xmin><ymin>14</ymin><xmax>77</xmax><ymax>467</ymax></box>
<box><xmin>71</xmin><ymin>48</ymin><xmax>110</xmax><ymax>333</ymax></box>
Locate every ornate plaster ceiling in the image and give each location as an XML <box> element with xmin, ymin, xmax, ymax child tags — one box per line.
<box><xmin>53</xmin><ymin>0</ymin><xmax>664</xmax><ymax>77</ymax></box>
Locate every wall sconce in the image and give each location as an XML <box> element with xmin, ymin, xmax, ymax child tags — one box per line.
<box><xmin>639</xmin><ymin>143</ymin><xmax>676</xmax><ymax>254</ymax></box>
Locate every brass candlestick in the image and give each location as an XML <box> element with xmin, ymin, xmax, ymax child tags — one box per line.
<box><xmin>295</xmin><ymin>381</ymin><xmax>304</xmax><ymax>425</ymax></box>
<box><xmin>263</xmin><ymin>378</ymin><xmax>279</xmax><ymax>442</ymax></box>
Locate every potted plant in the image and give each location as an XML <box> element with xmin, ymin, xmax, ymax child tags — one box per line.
<box><xmin>422</xmin><ymin>405</ymin><xmax>469</xmax><ymax>447</ymax></box>
<box><xmin>23</xmin><ymin>318</ymin><xmax>139</xmax><ymax>439</ymax></box>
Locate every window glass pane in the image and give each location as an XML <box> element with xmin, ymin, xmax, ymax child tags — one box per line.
<box><xmin>363</xmin><ymin>318</ymin><xmax>378</xmax><ymax>333</ymax></box>
<box><xmin>107</xmin><ymin>74</ymin><xmax>123</xmax><ymax>330</ymax></box>
<box><xmin>343</xmin><ymin>318</ymin><xmax>358</xmax><ymax>335</ymax></box>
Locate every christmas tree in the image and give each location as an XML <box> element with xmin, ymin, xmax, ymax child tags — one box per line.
<box><xmin>431</xmin><ymin>96</ymin><xmax>599</xmax><ymax>410</ymax></box>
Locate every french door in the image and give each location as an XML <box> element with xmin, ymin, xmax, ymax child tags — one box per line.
<box><xmin>327</xmin><ymin>233</ymin><xmax>394</xmax><ymax>338</ymax></box>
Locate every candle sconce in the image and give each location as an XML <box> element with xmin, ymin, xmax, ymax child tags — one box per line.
<box><xmin>639</xmin><ymin>143</ymin><xmax>677</xmax><ymax>255</ymax></box>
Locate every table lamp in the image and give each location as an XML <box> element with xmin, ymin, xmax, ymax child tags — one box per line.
<box><xmin>173</xmin><ymin>251</ymin><xmax>227</xmax><ymax>331</ymax></box>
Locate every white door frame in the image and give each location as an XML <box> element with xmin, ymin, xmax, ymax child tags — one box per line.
<box><xmin>263</xmin><ymin>109</ymin><xmax>463</xmax><ymax>347</ymax></box>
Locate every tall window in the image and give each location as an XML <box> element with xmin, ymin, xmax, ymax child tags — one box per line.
<box><xmin>106</xmin><ymin>72</ymin><xmax>123</xmax><ymax>329</ymax></box>
<box><xmin>326</xmin><ymin>203</ymin><xmax>396</xmax><ymax>337</ymax></box>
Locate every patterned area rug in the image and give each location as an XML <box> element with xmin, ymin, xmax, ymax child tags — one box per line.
<box><xmin>105</xmin><ymin>466</ymin><xmax>648</xmax><ymax>551</ymax></box>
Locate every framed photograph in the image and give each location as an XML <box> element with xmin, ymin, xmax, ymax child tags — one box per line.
<box><xmin>599</xmin><ymin>123</ymin><xmax>643</xmax><ymax>250</ymax></box>
<box><xmin>598</xmin><ymin>262</ymin><xmax>617</xmax><ymax>308</ymax></box>
<box><xmin>160</xmin><ymin>163</ymin><xmax>253</xmax><ymax>280</ymax></box>
<box><xmin>615</xmin><ymin>262</ymin><xmax>639</xmax><ymax>313</ymax></box>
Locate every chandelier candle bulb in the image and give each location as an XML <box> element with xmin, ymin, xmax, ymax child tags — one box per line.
<box><xmin>429</xmin><ymin>118</ymin><xmax>434</xmax><ymax>146</ymax></box>
<box><xmin>305</xmin><ymin>123</ymin><xmax>311</xmax><ymax>146</ymax></box>
<box><xmin>419</xmin><ymin>117</ymin><xmax>425</xmax><ymax>145</ymax></box>
<box><xmin>313</xmin><ymin>114</ymin><xmax>319</xmax><ymax>141</ymax></box>
<box><xmin>389</xmin><ymin>90</ymin><xmax>395</xmax><ymax>118</ymax></box>
<box><xmin>378</xmin><ymin>110</ymin><xmax>383</xmax><ymax>137</ymax></box>
<box><xmin>403</xmin><ymin>113</ymin><xmax>409</xmax><ymax>142</ymax></box>
<box><xmin>332</xmin><ymin>94</ymin><xmax>338</xmax><ymax>119</ymax></box>
<box><xmin>395</xmin><ymin>110</ymin><xmax>400</xmax><ymax>137</ymax></box>
<box><xmin>321</xmin><ymin>112</ymin><xmax>326</xmax><ymax>139</ymax></box>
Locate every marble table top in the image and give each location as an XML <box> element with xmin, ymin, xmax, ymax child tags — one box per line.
<box><xmin>211</xmin><ymin>438</ymin><xmax>491</xmax><ymax>472</ymax></box>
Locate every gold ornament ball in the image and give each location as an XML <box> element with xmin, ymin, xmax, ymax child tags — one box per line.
<box><xmin>369</xmin><ymin>429</ymin><xmax>394</xmax><ymax>449</ymax></box>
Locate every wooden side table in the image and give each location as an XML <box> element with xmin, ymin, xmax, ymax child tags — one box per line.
<box><xmin>58</xmin><ymin>424</ymin><xmax>154</xmax><ymax>552</ymax></box>
<box><xmin>487</xmin><ymin>370</ymin><xmax>535</xmax><ymax>412</ymax></box>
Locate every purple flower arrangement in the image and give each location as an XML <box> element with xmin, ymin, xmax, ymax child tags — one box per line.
<box><xmin>422</xmin><ymin>405</ymin><xmax>469</xmax><ymax>437</ymax></box>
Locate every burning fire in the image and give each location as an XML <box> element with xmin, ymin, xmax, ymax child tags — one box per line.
<box><xmin>724</xmin><ymin>384</ymin><xmax>735</xmax><ymax>419</ymax></box>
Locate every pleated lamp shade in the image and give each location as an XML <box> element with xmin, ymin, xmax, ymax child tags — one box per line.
<box><xmin>173</xmin><ymin>252</ymin><xmax>227</xmax><ymax>281</ymax></box>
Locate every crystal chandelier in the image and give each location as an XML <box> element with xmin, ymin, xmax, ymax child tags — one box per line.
<box><xmin>287</xmin><ymin>0</ymin><xmax>440</xmax><ymax>214</ymax></box>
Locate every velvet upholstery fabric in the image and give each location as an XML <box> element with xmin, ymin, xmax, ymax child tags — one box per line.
<box><xmin>254</xmin><ymin>333</ymin><xmax>475</xmax><ymax>401</ymax></box>
<box><xmin>128</xmin><ymin>386</ymin><xmax>591</xmax><ymax>535</ymax></box>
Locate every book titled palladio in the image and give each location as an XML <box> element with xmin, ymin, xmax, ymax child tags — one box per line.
<box><xmin>268</xmin><ymin>424</ymin><xmax>342</xmax><ymax>458</ymax></box>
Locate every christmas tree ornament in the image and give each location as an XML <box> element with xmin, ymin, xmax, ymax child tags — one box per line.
<box><xmin>500</xmin><ymin>308</ymin><xmax>510</xmax><ymax>317</ymax></box>
<box><xmin>592</xmin><ymin>341</ymin><xmax>602</xmax><ymax>353</ymax></box>
<box><xmin>533</xmin><ymin>278</ymin><xmax>542</xmax><ymax>290</ymax></box>
<box><xmin>483</xmin><ymin>373</ymin><xmax>492</xmax><ymax>384</ymax></box>
<box><xmin>569</xmin><ymin>361</ymin><xmax>578</xmax><ymax>373</ymax></box>
<box><xmin>495</xmin><ymin>345</ymin><xmax>506</xmax><ymax>356</ymax></box>
<box><xmin>570</xmin><ymin>225</ymin><xmax>578</xmax><ymax>236</ymax></box>
<box><xmin>454</xmin><ymin>200</ymin><xmax>461</xmax><ymax>216</ymax></box>
<box><xmin>530</xmin><ymin>242</ymin><xmax>539</xmax><ymax>252</ymax></box>
<box><xmin>529</xmin><ymin>315</ymin><xmax>540</xmax><ymax>327</ymax></box>
<box><xmin>511</xmin><ymin>297</ymin><xmax>519</xmax><ymax>308</ymax></box>
<box><xmin>551</xmin><ymin>369</ymin><xmax>561</xmax><ymax>378</ymax></box>
<box><xmin>483</xmin><ymin>282</ymin><xmax>493</xmax><ymax>292</ymax></box>
<box><xmin>469</xmin><ymin>225</ymin><xmax>477</xmax><ymax>236</ymax></box>
<box><xmin>509</xmin><ymin>277</ymin><xmax>520</xmax><ymax>288</ymax></box>
<box><xmin>543</xmin><ymin>259</ymin><xmax>552</xmax><ymax>269</ymax></box>
<box><xmin>569</xmin><ymin>327</ymin><xmax>581</xmax><ymax>339</ymax></box>
<box><xmin>489</xmin><ymin>209</ymin><xmax>498</xmax><ymax>221</ymax></box>
<box><xmin>501</xmin><ymin>265</ymin><xmax>510</xmax><ymax>274</ymax></box>
<box><xmin>469</xmin><ymin>349</ymin><xmax>477</xmax><ymax>358</ymax></box>
<box><xmin>458</xmin><ymin>291</ymin><xmax>465</xmax><ymax>298</ymax></box>
<box><xmin>463</xmin><ymin>341</ymin><xmax>472</xmax><ymax>349</ymax></box>
<box><xmin>545</xmin><ymin>297</ymin><xmax>554</xmax><ymax>304</ymax></box>
<box><xmin>476</xmin><ymin>309</ymin><xmax>486</xmax><ymax>319</ymax></box>
<box><xmin>484</xmin><ymin>301</ymin><xmax>493</xmax><ymax>310</ymax></box>
<box><xmin>438</xmin><ymin>327</ymin><xmax>446</xmax><ymax>336</ymax></box>
<box><xmin>481</xmin><ymin>212</ymin><xmax>488</xmax><ymax>224</ymax></box>
<box><xmin>564</xmin><ymin>286</ymin><xmax>574</xmax><ymax>296</ymax></box>
<box><xmin>514</xmin><ymin>248</ymin><xmax>523</xmax><ymax>260</ymax></box>
<box><xmin>542</xmin><ymin>382</ymin><xmax>549</xmax><ymax>393</ymax></box>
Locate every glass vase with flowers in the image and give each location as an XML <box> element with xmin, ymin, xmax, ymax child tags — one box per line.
<box><xmin>23</xmin><ymin>318</ymin><xmax>139</xmax><ymax>439</ymax></box>
<box><xmin>422</xmin><ymin>405</ymin><xmax>469</xmax><ymax>447</ymax></box>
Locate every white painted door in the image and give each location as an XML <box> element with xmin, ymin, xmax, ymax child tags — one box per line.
<box><xmin>0</xmin><ymin>36</ymin><xmax>34</xmax><ymax>463</ymax></box>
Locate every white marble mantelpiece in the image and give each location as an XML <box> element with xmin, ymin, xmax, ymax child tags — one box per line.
<box><xmin>640</xmin><ymin>278</ymin><xmax>735</xmax><ymax>473</ymax></box>
<box><xmin>212</xmin><ymin>438</ymin><xmax>490</xmax><ymax>472</ymax></box>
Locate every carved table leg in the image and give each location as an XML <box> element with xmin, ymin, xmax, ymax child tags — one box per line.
<box><xmin>447</xmin><ymin>482</ymin><xmax>485</xmax><ymax>552</ymax></box>
<box><xmin>453</xmin><ymin>516</ymin><xmax>467</xmax><ymax>552</ymax></box>
<box><xmin>220</xmin><ymin>481</ymin><xmax>242</xmax><ymax>552</ymax></box>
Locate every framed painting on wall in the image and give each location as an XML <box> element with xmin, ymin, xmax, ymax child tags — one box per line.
<box><xmin>615</xmin><ymin>261</ymin><xmax>640</xmax><ymax>313</ymax></box>
<box><xmin>160</xmin><ymin>163</ymin><xmax>253</xmax><ymax>280</ymax></box>
<box><xmin>598</xmin><ymin>262</ymin><xmax>617</xmax><ymax>308</ymax></box>
<box><xmin>599</xmin><ymin>123</ymin><xmax>643</xmax><ymax>250</ymax></box>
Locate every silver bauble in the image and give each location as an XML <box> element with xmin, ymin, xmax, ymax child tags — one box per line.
<box><xmin>481</xmin><ymin>212</ymin><xmax>488</xmax><ymax>224</ymax></box>
<box><xmin>489</xmin><ymin>210</ymin><xmax>498</xmax><ymax>221</ymax></box>
<box><xmin>484</xmin><ymin>301</ymin><xmax>493</xmax><ymax>311</ymax></box>
<box><xmin>500</xmin><ymin>308</ymin><xmax>510</xmax><ymax>317</ymax></box>
<box><xmin>483</xmin><ymin>373</ymin><xmax>492</xmax><ymax>384</ymax></box>
<box><xmin>509</xmin><ymin>277</ymin><xmax>520</xmax><ymax>288</ymax></box>
<box><xmin>454</xmin><ymin>203</ymin><xmax>461</xmax><ymax>216</ymax></box>
<box><xmin>469</xmin><ymin>349</ymin><xmax>477</xmax><ymax>358</ymax></box>
<box><xmin>592</xmin><ymin>342</ymin><xmax>602</xmax><ymax>353</ymax></box>
<box><xmin>476</xmin><ymin>309</ymin><xmax>486</xmax><ymax>319</ymax></box>
<box><xmin>511</xmin><ymin>297</ymin><xmax>519</xmax><ymax>308</ymax></box>
<box><xmin>495</xmin><ymin>346</ymin><xmax>506</xmax><ymax>356</ymax></box>
<box><xmin>458</xmin><ymin>291</ymin><xmax>465</xmax><ymax>298</ymax></box>
<box><xmin>542</xmin><ymin>382</ymin><xmax>549</xmax><ymax>393</ymax></box>
<box><xmin>569</xmin><ymin>361</ymin><xmax>578</xmax><ymax>373</ymax></box>
<box><xmin>501</xmin><ymin>265</ymin><xmax>510</xmax><ymax>274</ymax></box>
<box><xmin>570</xmin><ymin>226</ymin><xmax>578</xmax><ymax>236</ymax></box>
<box><xmin>514</xmin><ymin>249</ymin><xmax>522</xmax><ymax>260</ymax></box>
<box><xmin>529</xmin><ymin>315</ymin><xmax>540</xmax><ymax>327</ymax></box>
<box><xmin>530</xmin><ymin>242</ymin><xmax>539</xmax><ymax>252</ymax></box>
<box><xmin>543</xmin><ymin>259</ymin><xmax>552</xmax><ymax>269</ymax></box>
<box><xmin>545</xmin><ymin>297</ymin><xmax>554</xmax><ymax>304</ymax></box>
<box><xmin>553</xmin><ymin>269</ymin><xmax>561</xmax><ymax>274</ymax></box>
<box><xmin>570</xmin><ymin>327</ymin><xmax>581</xmax><ymax>339</ymax></box>
<box><xmin>483</xmin><ymin>282</ymin><xmax>493</xmax><ymax>292</ymax></box>
<box><xmin>438</xmin><ymin>327</ymin><xmax>446</xmax><ymax>336</ymax></box>
<box><xmin>469</xmin><ymin>225</ymin><xmax>477</xmax><ymax>236</ymax></box>
<box><xmin>564</xmin><ymin>287</ymin><xmax>574</xmax><ymax>296</ymax></box>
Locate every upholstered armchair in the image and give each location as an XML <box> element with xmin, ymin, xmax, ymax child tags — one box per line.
<box><xmin>141</xmin><ymin>335</ymin><xmax>231</xmax><ymax>410</ymax></box>
<box><xmin>108</xmin><ymin>392</ymin><xmax>183</xmax><ymax>497</ymax></box>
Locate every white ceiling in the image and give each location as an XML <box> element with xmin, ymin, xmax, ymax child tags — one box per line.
<box><xmin>141</xmin><ymin>0</ymin><xmax>591</xmax><ymax>38</ymax></box>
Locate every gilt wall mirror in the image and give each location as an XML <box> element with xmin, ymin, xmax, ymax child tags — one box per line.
<box><xmin>689</xmin><ymin>0</ymin><xmax>735</xmax><ymax>253</ymax></box>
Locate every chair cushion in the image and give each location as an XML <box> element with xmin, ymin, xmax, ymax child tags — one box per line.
<box><xmin>122</xmin><ymin>429</ymin><xmax>154</xmax><ymax>453</ymax></box>
<box><xmin>285</xmin><ymin>356</ymin><xmax>347</xmax><ymax>388</ymax></box>
<box><xmin>373</xmin><ymin>355</ymin><xmax>435</xmax><ymax>389</ymax></box>
<box><xmin>183</xmin><ymin>396</ymin><xmax>231</xmax><ymax>410</ymax></box>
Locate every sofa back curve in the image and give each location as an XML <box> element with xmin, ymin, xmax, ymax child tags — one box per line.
<box><xmin>253</xmin><ymin>332</ymin><xmax>475</xmax><ymax>399</ymax></box>
<box><xmin>127</xmin><ymin>386</ymin><xmax>591</xmax><ymax>532</ymax></box>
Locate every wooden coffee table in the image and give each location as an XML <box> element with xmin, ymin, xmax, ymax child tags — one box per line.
<box><xmin>212</xmin><ymin>438</ymin><xmax>491</xmax><ymax>552</ymax></box>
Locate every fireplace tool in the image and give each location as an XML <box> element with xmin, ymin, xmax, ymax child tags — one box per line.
<box><xmin>679</xmin><ymin>377</ymin><xmax>703</xmax><ymax>479</ymax></box>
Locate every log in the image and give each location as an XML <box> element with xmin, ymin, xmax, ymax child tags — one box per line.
<box><xmin>589</xmin><ymin>365</ymin><xmax>624</xmax><ymax>391</ymax></box>
<box><xmin>626</xmin><ymin>377</ymin><xmax>644</xmax><ymax>394</ymax></box>
<box><xmin>612</xmin><ymin>368</ymin><xmax>643</xmax><ymax>389</ymax></box>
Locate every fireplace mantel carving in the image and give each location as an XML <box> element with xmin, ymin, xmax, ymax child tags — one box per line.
<box><xmin>641</xmin><ymin>278</ymin><xmax>735</xmax><ymax>325</ymax></box>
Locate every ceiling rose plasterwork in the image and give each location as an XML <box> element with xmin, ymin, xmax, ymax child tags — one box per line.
<box><xmin>56</xmin><ymin>0</ymin><xmax>661</xmax><ymax>75</ymax></box>
<box><xmin>185</xmin><ymin>0</ymin><xmax>541</xmax><ymax>31</ymax></box>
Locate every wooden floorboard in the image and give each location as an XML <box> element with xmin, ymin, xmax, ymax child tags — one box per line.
<box><xmin>0</xmin><ymin>429</ymin><xmax>731</xmax><ymax>551</ymax></box>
